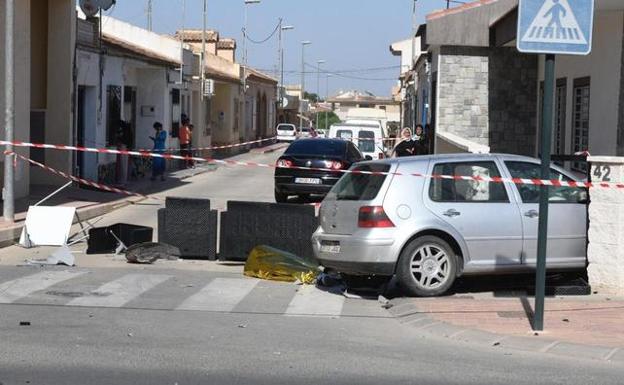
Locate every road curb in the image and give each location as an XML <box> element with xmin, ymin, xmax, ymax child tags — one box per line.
<box><xmin>389</xmin><ymin>299</ymin><xmax>624</xmax><ymax>363</ymax></box>
<box><xmin>250</xmin><ymin>143</ymin><xmax>288</xmax><ymax>154</ymax></box>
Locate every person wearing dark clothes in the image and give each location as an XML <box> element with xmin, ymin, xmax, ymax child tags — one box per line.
<box><xmin>150</xmin><ymin>122</ymin><xmax>167</xmax><ymax>181</ymax></box>
<box><xmin>413</xmin><ymin>124</ymin><xmax>429</xmax><ymax>155</ymax></box>
<box><xmin>392</xmin><ymin>127</ymin><xmax>416</xmax><ymax>158</ymax></box>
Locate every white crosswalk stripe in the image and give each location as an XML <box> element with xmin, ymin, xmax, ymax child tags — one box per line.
<box><xmin>177</xmin><ymin>278</ymin><xmax>259</xmax><ymax>312</ymax></box>
<box><xmin>285</xmin><ymin>284</ymin><xmax>345</xmax><ymax>317</ymax></box>
<box><xmin>0</xmin><ymin>272</ymin><xmax>381</xmax><ymax>318</ymax></box>
<box><xmin>0</xmin><ymin>270</ymin><xmax>86</xmax><ymax>303</ymax></box>
<box><xmin>67</xmin><ymin>274</ymin><xmax>171</xmax><ymax>308</ymax></box>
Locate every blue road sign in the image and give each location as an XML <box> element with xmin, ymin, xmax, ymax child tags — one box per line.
<box><xmin>517</xmin><ymin>0</ymin><xmax>594</xmax><ymax>55</ymax></box>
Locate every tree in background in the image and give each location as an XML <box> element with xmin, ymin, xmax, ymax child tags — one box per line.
<box><xmin>304</xmin><ymin>92</ymin><xmax>320</xmax><ymax>103</ymax></box>
<box><xmin>314</xmin><ymin>111</ymin><xmax>341</xmax><ymax>130</ymax></box>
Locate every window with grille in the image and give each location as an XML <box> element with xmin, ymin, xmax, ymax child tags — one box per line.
<box><xmin>554</xmin><ymin>78</ymin><xmax>567</xmax><ymax>161</ymax></box>
<box><xmin>572</xmin><ymin>77</ymin><xmax>590</xmax><ymax>172</ymax></box>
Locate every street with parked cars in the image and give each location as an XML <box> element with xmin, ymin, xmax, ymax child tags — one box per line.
<box><xmin>4</xmin><ymin>1</ymin><xmax>624</xmax><ymax>383</ymax></box>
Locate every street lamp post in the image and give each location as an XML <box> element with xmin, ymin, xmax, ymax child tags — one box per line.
<box><xmin>242</xmin><ymin>0</ymin><xmax>260</xmax><ymax>143</ymax></box>
<box><xmin>300</xmin><ymin>41</ymin><xmax>311</xmax><ymax>130</ymax></box>
<box><xmin>242</xmin><ymin>0</ymin><xmax>261</xmax><ymax>92</ymax></box>
<box><xmin>316</xmin><ymin>60</ymin><xmax>325</xmax><ymax>130</ymax></box>
<box><xmin>278</xmin><ymin>22</ymin><xmax>294</xmax><ymax>104</ymax></box>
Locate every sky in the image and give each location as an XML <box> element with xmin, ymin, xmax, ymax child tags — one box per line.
<box><xmin>101</xmin><ymin>0</ymin><xmax>454</xmax><ymax>97</ymax></box>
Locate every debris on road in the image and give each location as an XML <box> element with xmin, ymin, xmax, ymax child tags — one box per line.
<box><xmin>317</xmin><ymin>271</ymin><xmax>343</xmax><ymax>287</ymax></box>
<box><xmin>19</xmin><ymin>321</ymin><xmax>31</xmax><ymax>326</ymax></box>
<box><xmin>244</xmin><ymin>245</ymin><xmax>320</xmax><ymax>284</ymax></box>
<box><xmin>26</xmin><ymin>246</ymin><xmax>76</xmax><ymax>266</ymax></box>
<box><xmin>125</xmin><ymin>242</ymin><xmax>181</xmax><ymax>264</ymax></box>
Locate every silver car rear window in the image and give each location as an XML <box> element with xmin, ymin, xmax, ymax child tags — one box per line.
<box><xmin>329</xmin><ymin>164</ymin><xmax>390</xmax><ymax>201</ymax></box>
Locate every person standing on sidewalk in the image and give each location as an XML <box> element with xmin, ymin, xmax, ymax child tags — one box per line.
<box><xmin>392</xmin><ymin>127</ymin><xmax>415</xmax><ymax>158</ymax></box>
<box><xmin>179</xmin><ymin>118</ymin><xmax>194</xmax><ymax>169</ymax></box>
<box><xmin>413</xmin><ymin>124</ymin><xmax>429</xmax><ymax>156</ymax></box>
<box><xmin>115</xmin><ymin>120</ymin><xmax>132</xmax><ymax>186</ymax></box>
<box><xmin>150</xmin><ymin>122</ymin><xmax>167</xmax><ymax>181</ymax></box>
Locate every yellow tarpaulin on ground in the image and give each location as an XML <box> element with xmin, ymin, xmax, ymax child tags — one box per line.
<box><xmin>244</xmin><ymin>245</ymin><xmax>321</xmax><ymax>284</ymax></box>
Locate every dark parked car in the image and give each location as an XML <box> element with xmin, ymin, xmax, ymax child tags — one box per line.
<box><xmin>274</xmin><ymin>138</ymin><xmax>368</xmax><ymax>203</ymax></box>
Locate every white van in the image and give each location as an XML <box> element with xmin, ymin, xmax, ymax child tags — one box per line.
<box><xmin>345</xmin><ymin>108</ymin><xmax>388</xmax><ymax>131</ymax></box>
<box><xmin>328</xmin><ymin>123</ymin><xmax>386</xmax><ymax>160</ymax></box>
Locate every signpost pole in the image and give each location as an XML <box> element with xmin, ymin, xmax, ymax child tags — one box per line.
<box><xmin>534</xmin><ymin>53</ymin><xmax>555</xmax><ymax>331</ymax></box>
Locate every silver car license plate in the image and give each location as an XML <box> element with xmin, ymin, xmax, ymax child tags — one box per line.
<box><xmin>320</xmin><ymin>242</ymin><xmax>341</xmax><ymax>254</ymax></box>
<box><xmin>295</xmin><ymin>178</ymin><xmax>321</xmax><ymax>185</ymax></box>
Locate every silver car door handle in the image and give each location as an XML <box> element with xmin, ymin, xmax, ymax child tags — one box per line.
<box><xmin>443</xmin><ymin>209</ymin><xmax>461</xmax><ymax>217</ymax></box>
<box><xmin>524</xmin><ymin>210</ymin><xmax>539</xmax><ymax>218</ymax></box>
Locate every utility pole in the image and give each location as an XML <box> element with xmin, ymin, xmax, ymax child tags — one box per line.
<box><xmin>201</xmin><ymin>0</ymin><xmax>207</xmax><ymax>101</ymax></box>
<box><xmin>3</xmin><ymin>0</ymin><xmax>15</xmax><ymax>222</ymax></box>
<box><xmin>179</xmin><ymin>0</ymin><xmax>186</xmax><ymax>86</ymax></box>
<box><xmin>411</xmin><ymin>0</ymin><xmax>418</xmax><ymax>130</ymax></box>
<box><xmin>325</xmin><ymin>74</ymin><xmax>332</xmax><ymax>131</ymax></box>
<box><xmin>316</xmin><ymin>60</ymin><xmax>325</xmax><ymax>129</ymax></box>
<box><xmin>147</xmin><ymin>0</ymin><xmax>153</xmax><ymax>31</ymax></box>
<box><xmin>300</xmin><ymin>41</ymin><xmax>311</xmax><ymax>130</ymax></box>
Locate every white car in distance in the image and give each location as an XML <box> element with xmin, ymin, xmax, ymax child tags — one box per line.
<box><xmin>276</xmin><ymin>124</ymin><xmax>300</xmax><ymax>142</ymax></box>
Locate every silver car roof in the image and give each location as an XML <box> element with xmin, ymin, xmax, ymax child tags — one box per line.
<box><xmin>362</xmin><ymin>153</ymin><xmax>582</xmax><ymax>180</ymax></box>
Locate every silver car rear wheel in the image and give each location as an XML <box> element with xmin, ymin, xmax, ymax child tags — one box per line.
<box><xmin>397</xmin><ymin>236</ymin><xmax>458</xmax><ymax>297</ymax></box>
<box><xmin>410</xmin><ymin>245</ymin><xmax>450</xmax><ymax>290</ymax></box>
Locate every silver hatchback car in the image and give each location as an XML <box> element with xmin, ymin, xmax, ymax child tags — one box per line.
<box><xmin>312</xmin><ymin>153</ymin><xmax>587</xmax><ymax>296</ymax></box>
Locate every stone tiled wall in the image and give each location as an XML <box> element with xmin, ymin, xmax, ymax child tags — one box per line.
<box><xmin>438</xmin><ymin>46</ymin><xmax>490</xmax><ymax>146</ymax></box>
<box><xmin>587</xmin><ymin>157</ymin><xmax>624</xmax><ymax>294</ymax></box>
<box><xmin>436</xmin><ymin>46</ymin><xmax>538</xmax><ymax>155</ymax></box>
<box><xmin>488</xmin><ymin>48</ymin><xmax>538</xmax><ymax>156</ymax></box>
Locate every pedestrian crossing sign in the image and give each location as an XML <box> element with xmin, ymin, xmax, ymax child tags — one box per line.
<box><xmin>517</xmin><ymin>0</ymin><xmax>594</xmax><ymax>55</ymax></box>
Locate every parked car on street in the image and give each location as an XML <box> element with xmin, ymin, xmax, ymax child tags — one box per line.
<box><xmin>300</xmin><ymin>127</ymin><xmax>314</xmax><ymax>138</ymax></box>
<box><xmin>328</xmin><ymin>122</ymin><xmax>387</xmax><ymax>160</ymax></box>
<box><xmin>312</xmin><ymin>153</ymin><xmax>588</xmax><ymax>296</ymax></box>
<box><xmin>276</xmin><ymin>123</ymin><xmax>300</xmax><ymax>142</ymax></box>
<box><xmin>274</xmin><ymin>138</ymin><xmax>369</xmax><ymax>203</ymax></box>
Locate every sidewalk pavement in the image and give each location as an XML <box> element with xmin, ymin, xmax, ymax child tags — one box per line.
<box><xmin>0</xmin><ymin>162</ymin><xmax>217</xmax><ymax>248</ymax></box>
<box><xmin>389</xmin><ymin>292</ymin><xmax>624</xmax><ymax>363</ymax></box>
<box><xmin>250</xmin><ymin>142</ymin><xmax>289</xmax><ymax>154</ymax></box>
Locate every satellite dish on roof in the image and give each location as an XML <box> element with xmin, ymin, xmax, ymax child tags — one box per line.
<box><xmin>79</xmin><ymin>0</ymin><xmax>116</xmax><ymax>17</ymax></box>
<box><xmin>79</xmin><ymin>0</ymin><xmax>99</xmax><ymax>17</ymax></box>
<box><xmin>98</xmin><ymin>0</ymin><xmax>116</xmax><ymax>11</ymax></box>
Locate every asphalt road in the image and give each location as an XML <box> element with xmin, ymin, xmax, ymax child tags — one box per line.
<box><xmin>1</xmin><ymin>150</ymin><xmax>623</xmax><ymax>384</ymax></box>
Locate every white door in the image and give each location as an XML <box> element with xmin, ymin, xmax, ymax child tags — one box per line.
<box><xmin>503</xmin><ymin>161</ymin><xmax>587</xmax><ymax>268</ymax></box>
<box><xmin>424</xmin><ymin>160</ymin><xmax>524</xmax><ymax>269</ymax></box>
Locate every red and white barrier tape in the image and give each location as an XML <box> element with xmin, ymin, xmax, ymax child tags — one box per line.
<box><xmin>8</xmin><ymin>152</ymin><xmax>160</xmax><ymax>201</ymax></box>
<box><xmin>2</xmin><ymin>140</ymin><xmax>623</xmax><ymax>190</ymax></box>
<box><xmin>134</xmin><ymin>136</ymin><xmax>277</xmax><ymax>153</ymax></box>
